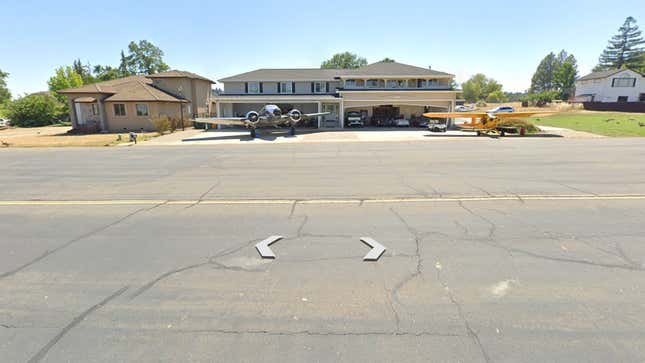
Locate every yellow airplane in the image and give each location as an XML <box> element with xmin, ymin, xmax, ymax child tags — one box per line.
<box><xmin>423</xmin><ymin>111</ymin><xmax>555</xmax><ymax>136</ymax></box>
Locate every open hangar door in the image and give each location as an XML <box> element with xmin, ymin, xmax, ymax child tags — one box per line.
<box><xmin>343</xmin><ymin>102</ymin><xmax>450</xmax><ymax>128</ymax></box>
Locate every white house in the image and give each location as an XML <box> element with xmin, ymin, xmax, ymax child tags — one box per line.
<box><xmin>574</xmin><ymin>69</ymin><xmax>645</xmax><ymax>103</ymax></box>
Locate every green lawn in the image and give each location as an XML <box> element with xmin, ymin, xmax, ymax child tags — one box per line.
<box><xmin>527</xmin><ymin>112</ymin><xmax>645</xmax><ymax>137</ymax></box>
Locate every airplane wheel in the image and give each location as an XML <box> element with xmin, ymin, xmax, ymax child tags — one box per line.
<box><xmin>289</xmin><ymin>126</ymin><xmax>296</xmax><ymax>136</ymax></box>
<box><xmin>500</xmin><ymin>131</ymin><xmax>506</xmax><ymax>137</ymax></box>
<box><xmin>476</xmin><ymin>131</ymin><xmax>481</xmax><ymax>136</ymax></box>
<box><xmin>250</xmin><ymin>129</ymin><xmax>256</xmax><ymax>138</ymax></box>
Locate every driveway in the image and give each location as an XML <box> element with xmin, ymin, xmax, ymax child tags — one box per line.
<box><xmin>143</xmin><ymin>126</ymin><xmax>599</xmax><ymax>146</ymax></box>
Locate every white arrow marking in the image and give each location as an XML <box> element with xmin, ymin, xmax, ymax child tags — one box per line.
<box><xmin>360</xmin><ymin>237</ymin><xmax>387</xmax><ymax>261</ymax></box>
<box><xmin>255</xmin><ymin>235</ymin><xmax>283</xmax><ymax>259</ymax></box>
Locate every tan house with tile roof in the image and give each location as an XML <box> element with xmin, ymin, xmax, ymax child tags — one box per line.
<box><xmin>58</xmin><ymin>71</ymin><xmax>214</xmax><ymax>132</ymax></box>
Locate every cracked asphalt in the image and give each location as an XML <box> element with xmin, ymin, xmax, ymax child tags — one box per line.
<box><xmin>1</xmin><ymin>138</ymin><xmax>645</xmax><ymax>362</ymax></box>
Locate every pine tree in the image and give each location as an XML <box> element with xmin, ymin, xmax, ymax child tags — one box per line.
<box><xmin>530</xmin><ymin>52</ymin><xmax>557</xmax><ymax>93</ymax></box>
<box><xmin>118</xmin><ymin>50</ymin><xmax>132</xmax><ymax>77</ymax></box>
<box><xmin>596</xmin><ymin>16</ymin><xmax>645</xmax><ymax>70</ymax></box>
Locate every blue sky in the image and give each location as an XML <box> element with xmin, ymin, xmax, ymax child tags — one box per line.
<box><xmin>1</xmin><ymin>0</ymin><xmax>644</xmax><ymax>96</ymax></box>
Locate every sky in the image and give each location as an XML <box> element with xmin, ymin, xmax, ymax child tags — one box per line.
<box><xmin>1</xmin><ymin>0</ymin><xmax>644</xmax><ymax>96</ymax></box>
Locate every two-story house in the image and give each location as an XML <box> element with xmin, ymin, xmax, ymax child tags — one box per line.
<box><xmin>575</xmin><ymin>69</ymin><xmax>645</xmax><ymax>104</ymax></box>
<box><xmin>214</xmin><ymin>61</ymin><xmax>459</xmax><ymax>128</ymax></box>
<box><xmin>59</xmin><ymin>70</ymin><xmax>214</xmax><ymax>132</ymax></box>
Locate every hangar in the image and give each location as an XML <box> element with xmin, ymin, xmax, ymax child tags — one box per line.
<box><xmin>214</xmin><ymin>61</ymin><xmax>460</xmax><ymax>129</ymax></box>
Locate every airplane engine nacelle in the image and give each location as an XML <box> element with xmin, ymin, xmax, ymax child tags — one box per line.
<box><xmin>289</xmin><ymin>109</ymin><xmax>302</xmax><ymax>123</ymax></box>
<box><xmin>246</xmin><ymin>111</ymin><xmax>260</xmax><ymax>124</ymax></box>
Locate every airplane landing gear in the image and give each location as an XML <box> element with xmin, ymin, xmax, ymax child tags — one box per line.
<box><xmin>250</xmin><ymin>128</ymin><xmax>256</xmax><ymax>138</ymax></box>
<box><xmin>289</xmin><ymin>126</ymin><xmax>296</xmax><ymax>136</ymax></box>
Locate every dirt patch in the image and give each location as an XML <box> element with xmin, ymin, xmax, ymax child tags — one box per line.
<box><xmin>0</xmin><ymin>126</ymin><xmax>158</xmax><ymax>147</ymax></box>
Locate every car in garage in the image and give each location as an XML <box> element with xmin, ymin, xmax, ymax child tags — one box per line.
<box><xmin>428</xmin><ymin>119</ymin><xmax>447</xmax><ymax>132</ymax></box>
<box><xmin>346</xmin><ymin>111</ymin><xmax>364</xmax><ymax>127</ymax></box>
<box><xmin>395</xmin><ymin>117</ymin><xmax>410</xmax><ymax>127</ymax></box>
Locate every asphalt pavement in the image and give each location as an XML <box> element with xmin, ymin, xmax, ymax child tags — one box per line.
<box><xmin>1</xmin><ymin>138</ymin><xmax>645</xmax><ymax>362</ymax></box>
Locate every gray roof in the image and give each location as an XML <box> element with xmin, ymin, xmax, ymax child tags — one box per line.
<box><xmin>578</xmin><ymin>69</ymin><xmax>626</xmax><ymax>81</ymax></box>
<box><xmin>218</xmin><ymin>61</ymin><xmax>453</xmax><ymax>82</ymax></box>
<box><xmin>147</xmin><ymin>70</ymin><xmax>215</xmax><ymax>83</ymax></box>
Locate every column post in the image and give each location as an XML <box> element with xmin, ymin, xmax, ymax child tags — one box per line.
<box><xmin>216</xmin><ymin>102</ymin><xmax>222</xmax><ymax>129</ymax></box>
<box><xmin>96</xmin><ymin>98</ymin><xmax>107</xmax><ymax>132</ymax></box>
<box><xmin>68</xmin><ymin>98</ymin><xmax>78</xmax><ymax>129</ymax></box>
<box><xmin>317</xmin><ymin>101</ymin><xmax>322</xmax><ymax>128</ymax></box>
<box><xmin>339</xmin><ymin>101</ymin><xmax>344</xmax><ymax>129</ymax></box>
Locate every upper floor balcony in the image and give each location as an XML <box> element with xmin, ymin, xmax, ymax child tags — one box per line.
<box><xmin>340</xmin><ymin>78</ymin><xmax>453</xmax><ymax>91</ymax></box>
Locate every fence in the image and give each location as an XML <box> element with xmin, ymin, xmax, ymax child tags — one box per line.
<box><xmin>583</xmin><ymin>102</ymin><xmax>645</xmax><ymax>113</ymax></box>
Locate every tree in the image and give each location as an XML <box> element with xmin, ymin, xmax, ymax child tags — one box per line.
<box><xmin>6</xmin><ymin>93</ymin><xmax>62</xmax><ymax>127</ymax></box>
<box><xmin>72</xmin><ymin>59</ymin><xmax>95</xmax><ymax>84</ymax></box>
<box><xmin>596</xmin><ymin>16</ymin><xmax>645</xmax><ymax>70</ymax></box>
<box><xmin>123</xmin><ymin>40</ymin><xmax>170</xmax><ymax>75</ymax></box>
<box><xmin>553</xmin><ymin>56</ymin><xmax>578</xmax><ymax>100</ymax></box>
<box><xmin>93</xmin><ymin>65</ymin><xmax>123</xmax><ymax>81</ymax></box>
<box><xmin>47</xmin><ymin>66</ymin><xmax>83</xmax><ymax>104</ymax></box>
<box><xmin>380</xmin><ymin>58</ymin><xmax>396</xmax><ymax>63</ymax></box>
<box><xmin>0</xmin><ymin>69</ymin><xmax>10</xmax><ymax>105</ymax></box>
<box><xmin>486</xmin><ymin>90</ymin><xmax>507</xmax><ymax>103</ymax></box>
<box><xmin>461</xmin><ymin>74</ymin><xmax>503</xmax><ymax>103</ymax></box>
<box><xmin>118</xmin><ymin>50</ymin><xmax>132</xmax><ymax>76</ymax></box>
<box><xmin>530</xmin><ymin>50</ymin><xmax>578</xmax><ymax>100</ymax></box>
<box><xmin>530</xmin><ymin>52</ymin><xmax>558</xmax><ymax>93</ymax></box>
<box><xmin>321</xmin><ymin>52</ymin><xmax>368</xmax><ymax>69</ymax></box>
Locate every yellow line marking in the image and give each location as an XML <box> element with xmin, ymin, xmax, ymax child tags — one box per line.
<box><xmin>1</xmin><ymin>194</ymin><xmax>645</xmax><ymax>206</ymax></box>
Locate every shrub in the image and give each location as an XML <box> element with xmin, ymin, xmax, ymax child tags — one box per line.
<box><xmin>496</xmin><ymin>119</ymin><xmax>540</xmax><ymax>133</ymax></box>
<box><xmin>6</xmin><ymin>93</ymin><xmax>62</xmax><ymax>127</ymax></box>
<box><xmin>528</xmin><ymin>90</ymin><xmax>559</xmax><ymax>105</ymax></box>
<box><xmin>475</xmin><ymin>100</ymin><xmax>487</xmax><ymax>107</ymax></box>
<box><xmin>152</xmin><ymin>116</ymin><xmax>170</xmax><ymax>134</ymax></box>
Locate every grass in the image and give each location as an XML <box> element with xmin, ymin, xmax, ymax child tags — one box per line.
<box><xmin>527</xmin><ymin>112</ymin><xmax>645</xmax><ymax>137</ymax></box>
<box><xmin>0</xmin><ymin>126</ymin><xmax>158</xmax><ymax>147</ymax></box>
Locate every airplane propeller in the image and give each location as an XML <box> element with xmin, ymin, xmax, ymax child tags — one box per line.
<box><xmin>246</xmin><ymin>111</ymin><xmax>260</xmax><ymax>123</ymax></box>
<box><xmin>288</xmin><ymin>109</ymin><xmax>302</xmax><ymax>123</ymax></box>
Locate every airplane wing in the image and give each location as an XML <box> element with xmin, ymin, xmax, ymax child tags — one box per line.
<box><xmin>193</xmin><ymin>117</ymin><xmax>248</xmax><ymax>126</ymax></box>
<box><xmin>493</xmin><ymin>112</ymin><xmax>556</xmax><ymax>118</ymax></box>
<box><xmin>303</xmin><ymin>112</ymin><xmax>331</xmax><ymax>118</ymax></box>
<box><xmin>423</xmin><ymin>112</ymin><xmax>489</xmax><ymax>119</ymax></box>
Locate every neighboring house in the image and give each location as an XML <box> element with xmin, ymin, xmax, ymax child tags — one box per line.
<box><xmin>215</xmin><ymin>61</ymin><xmax>459</xmax><ymax>128</ymax></box>
<box><xmin>58</xmin><ymin>70</ymin><xmax>214</xmax><ymax>132</ymax></box>
<box><xmin>574</xmin><ymin>69</ymin><xmax>645</xmax><ymax>103</ymax></box>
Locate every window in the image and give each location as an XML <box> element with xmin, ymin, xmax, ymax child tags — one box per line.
<box><xmin>279</xmin><ymin>82</ymin><xmax>293</xmax><ymax>93</ymax></box>
<box><xmin>136</xmin><ymin>104</ymin><xmax>149</xmax><ymax>116</ymax></box>
<box><xmin>91</xmin><ymin>104</ymin><xmax>98</xmax><ymax>116</ymax></box>
<box><xmin>617</xmin><ymin>96</ymin><xmax>629</xmax><ymax>103</ymax></box>
<box><xmin>113</xmin><ymin>104</ymin><xmax>126</xmax><ymax>117</ymax></box>
<box><xmin>247</xmin><ymin>82</ymin><xmax>260</xmax><ymax>94</ymax></box>
<box><xmin>314</xmin><ymin>82</ymin><xmax>326</xmax><ymax>93</ymax></box>
<box><xmin>366</xmin><ymin>79</ymin><xmax>383</xmax><ymax>88</ymax></box>
<box><xmin>612</xmin><ymin>78</ymin><xmax>636</xmax><ymax>87</ymax></box>
<box><xmin>640</xmin><ymin>93</ymin><xmax>645</xmax><ymax>102</ymax></box>
<box><xmin>345</xmin><ymin>80</ymin><xmax>357</xmax><ymax>88</ymax></box>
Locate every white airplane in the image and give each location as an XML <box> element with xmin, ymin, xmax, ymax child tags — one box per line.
<box><xmin>194</xmin><ymin>104</ymin><xmax>329</xmax><ymax>138</ymax></box>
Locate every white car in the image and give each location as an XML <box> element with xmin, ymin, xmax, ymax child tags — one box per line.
<box><xmin>0</xmin><ymin>118</ymin><xmax>10</xmax><ymax>127</ymax></box>
<box><xmin>455</xmin><ymin>105</ymin><xmax>475</xmax><ymax>112</ymax></box>
<box><xmin>395</xmin><ymin>118</ymin><xmax>410</xmax><ymax>127</ymax></box>
<box><xmin>345</xmin><ymin>111</ymin><xmax>364</xmax><ymax>127</ymax></box>
<box><xmin>487</xmin><ymin>106</ymin><xmax>514</xmax><ymax>114</ymax></box>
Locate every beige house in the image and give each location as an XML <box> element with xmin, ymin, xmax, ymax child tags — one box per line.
<box><xmin>215</xmin><ymin>61</ymin><xmax>459</xmax><ymax>128</ymax></box>
<box><xmin>59</xmin><ymin>70</ymin><xmax>214</xmax><ymax>132</ymax></box>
